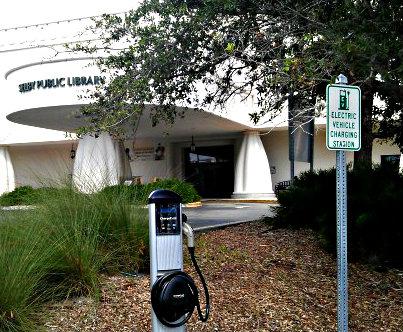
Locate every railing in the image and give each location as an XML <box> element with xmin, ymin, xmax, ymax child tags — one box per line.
<box><xmin>274</xmin><ymin>180</ymin><xmax>293</xmax><ymax>197</ymax></box>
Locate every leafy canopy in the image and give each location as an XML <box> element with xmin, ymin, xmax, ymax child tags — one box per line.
<box><xmin>75</xmin><ymin>0</ymin><xmax>402</xmax><ymax>148</ymax></box>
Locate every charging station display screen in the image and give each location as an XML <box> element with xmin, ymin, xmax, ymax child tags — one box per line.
<box><xmin>156</xmin><ymin>204</ymin><xmax>180</xmax><ymax>235</ymax></box>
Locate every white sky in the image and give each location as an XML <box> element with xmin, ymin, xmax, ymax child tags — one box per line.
<box><xmin>0</xmin><ymin>0</ymin><xmax>138</xmax><ymax>144</ymax></box>
<box><xmin>0</xmin><ymin>1</ymin><xmax>135</xmax><ymax>29</ymax></box>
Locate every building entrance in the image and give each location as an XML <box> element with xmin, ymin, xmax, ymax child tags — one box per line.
<box><xmin>184</xmin><ymin>145</ymin><xmax>234</xmax><ymax>198</ymax></box>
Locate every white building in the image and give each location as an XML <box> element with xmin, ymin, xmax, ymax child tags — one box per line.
<box><xmin>0</xmin><ymin>8</ymin><xmax>401</xmax><ymax>199</ymax></box>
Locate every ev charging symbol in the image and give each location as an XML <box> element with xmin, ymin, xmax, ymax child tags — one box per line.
<box><xmin>339</xmin><ymin>90</ymin><xmax>350</xmax><ymax>110</ymax></box>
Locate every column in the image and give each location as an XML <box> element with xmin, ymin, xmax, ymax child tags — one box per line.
<box><xmin>0</xmin><ymin>147</ymin><xmax>15</xmax><ymax>195</ymax></box>
<box><xmin>232</xmin><ymin>131</ymin><xmax>275</xmax><ymax>199</ymax></box>
<box><xmin>73</xmin><ymin>133</ymin><xmax>132</xmax><ymax>193</ymax></box>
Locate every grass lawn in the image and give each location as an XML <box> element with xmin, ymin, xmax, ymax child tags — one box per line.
<box><xmin>44</xmin><ymin>222</ymin><xmax>403</xmax><ymax>332</ymax></box>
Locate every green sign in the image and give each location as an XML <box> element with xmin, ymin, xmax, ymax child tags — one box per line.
<box><xmin>326</xmin><ymin>84</ymin><xmax>361</xmax><ymax>151</ymax></box>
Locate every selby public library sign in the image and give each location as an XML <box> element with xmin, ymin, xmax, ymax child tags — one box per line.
<box><xmin>18</xmin><ymin>75</ymin><xmax>105</xmax><ymax>93</ymax></box>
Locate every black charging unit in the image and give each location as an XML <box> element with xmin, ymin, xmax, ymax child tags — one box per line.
<box><xmin>148</xmin><ymin>190</ymin><xmax>209</xmax><ymax>331</ymax></box>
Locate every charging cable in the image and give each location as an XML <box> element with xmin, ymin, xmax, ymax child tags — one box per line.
<box><xmin>182</xmin><ymin>218</ymin><xmax>210</xmax><ymax>322</ymax></box>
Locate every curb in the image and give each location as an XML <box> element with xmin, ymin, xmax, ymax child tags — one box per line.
<box><xmin>192</xmin><ymin>219</ymin><xmax>257</xmax><ymax>232</ymax></box>
<box><xmin>1</xmin><ymin>205</ymin><xmax>36</xmax><ymax>211</ymax></box>
<box><xmin>201</xmin><ymin>199</ymin><xmax>278</xmax><ymax>204</ymax></box>
<box><xmin>183</xmin><ymin>201</ymin><xmax>202</xmax><ymax>208</ymax></box>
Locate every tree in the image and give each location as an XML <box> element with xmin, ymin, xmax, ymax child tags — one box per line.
<box><xmin>75</xmin><ymin>0</ymin><xmax>402</xmax><ymax>165</ymax></box>
<box><xmin>303</xmin><ymin>0</ymin><xmax>403</xmax><ymax>164</ymax></box>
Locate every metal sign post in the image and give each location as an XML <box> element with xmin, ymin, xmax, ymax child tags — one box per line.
<box><xmin>336</xmin><ymin>147</ymin><xmax>348</xmax><ymax>332</ymax></box>
<box><xmin>326</xmin><ymin>74</ymin><xmax>361</xmax><ymax>332</ymax></box>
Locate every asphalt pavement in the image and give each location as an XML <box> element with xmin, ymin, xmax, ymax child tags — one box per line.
<box><xmin>183</xmin><ymin>202</ymin><xmax>275</xmax><ymax>231</ymax></box>
<box><xmin>0</xmin><ymin>202</ymin><xmax>276</xmax><ymax>231</ymax></box>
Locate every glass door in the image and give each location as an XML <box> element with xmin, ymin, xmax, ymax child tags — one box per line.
<box><xmin>184</xmin><ymin>145</ymin><xmax>234</xmax><ymax>198</ymax></box>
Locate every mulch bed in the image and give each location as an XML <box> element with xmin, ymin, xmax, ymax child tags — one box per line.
<box><xmin>44</xmin><ymin>222</ymin><xmax>403</xmax><ymax>331</ymax></box>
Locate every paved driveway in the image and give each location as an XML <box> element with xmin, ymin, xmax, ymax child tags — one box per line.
<box><xmin>183</xmin><ymin>202</ymin><xmax>275</xmax><ymax>231</ymax></box>
<box><xmin>0</xmin><ymin>203</ymin><xmax>276</xmax><ymax>231</ymax></box>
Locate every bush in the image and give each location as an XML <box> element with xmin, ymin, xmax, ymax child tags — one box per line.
<box><xmin>142</xmin><ymin>178</ymin><xmax>201</xmax><ymax>203</ymax></box>
<box><xmin>0</xmin><ymin>178</ymin><xmax>200</xmax><ymax>207</ymax></box>
<box><xmin>0</xmin><ymin>219</ymin><xmax>54</xmax><ymax>331</ymax></box>
<box><xmin>0</xmin><ymin>186</ymin><xmax>149</xmax><ymax>331</ymax></box>
<box><xmin>100</xmin><ymin>178</ymin><xmax>201</xmax><ymax>204</ymax></box>
<box><xmin>0</xmin><ymin>186</ymin><xmax>65</xmax><ymax>206</ymax></box>
<box><xmin>0</xmin><ymin>186</ymin><xmax>35</xmax><ymax>206</ymax></box>
<box><xmin>273</xmin><ymin>165</ymin><xmax>403</xmax><ymax>267</ymax></box>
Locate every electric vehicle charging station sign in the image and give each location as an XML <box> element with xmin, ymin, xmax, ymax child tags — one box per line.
<box><xmin>326</xmin><ymin>84</ymin><xmax>361</xmax><ymax>151</ymax></box>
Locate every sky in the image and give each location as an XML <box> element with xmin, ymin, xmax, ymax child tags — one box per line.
<box><xmin>0</xmin><ymin>0</ymin><xmax>138</xmax><ymax>69</ymax></box>
<box><xmin>0</xmin><ymin>1</ymin><xmax>136</xmax><ymax>29</ymax></box>
<box><xmin>0</xmin><ymin>0</ymin><xmax>139</xmax><ymax>144</ymax></box>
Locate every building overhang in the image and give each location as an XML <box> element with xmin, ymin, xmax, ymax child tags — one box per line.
<box><xmin>6</xmin><ymin>104</ymin><xmax>254</xmax><ymax>139</ymax></box>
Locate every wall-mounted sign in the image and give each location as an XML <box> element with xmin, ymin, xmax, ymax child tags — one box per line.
<box><xmin>18</xmin><ymin>75</ymin><xmax>105</xmax><ymax>93</ymax></box>
<box><xmin>133</xmin><ymin>147</ymin><xmax>155</xmax><ymax>161</ymax></box>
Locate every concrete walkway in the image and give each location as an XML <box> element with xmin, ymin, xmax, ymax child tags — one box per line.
<box><xmin>183</xmin><ymin>202</ymin><xmax>276</xmax><ymax>231</ymax></box>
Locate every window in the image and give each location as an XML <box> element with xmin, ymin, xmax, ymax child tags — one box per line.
<box><xmin>380</xmin><ymin>155</ymin><xmax>400</xmax><ymax>172</ymax></box>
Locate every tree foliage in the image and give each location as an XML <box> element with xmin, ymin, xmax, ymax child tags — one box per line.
<box><xmin>75</xmin><ymin>0</ymin><xmax>402</xmax><ymax>157</ymax></box>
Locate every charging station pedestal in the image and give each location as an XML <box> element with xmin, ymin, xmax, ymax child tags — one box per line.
<box><xmin>148</xmin><ymin>189</ymin><xmax>210</xmax><ymax>332</ymax></box>
<box><xmin>148</xmin><ymin>190</ymin><xmax>185</xmax><ymax>332</ymax></box>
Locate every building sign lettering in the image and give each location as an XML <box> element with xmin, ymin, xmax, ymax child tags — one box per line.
<box><xmin>18</xmin><ymin>75</ymin><xmax>105</xmax><ymax>93</ymax></box>
<box><xmin>133</xmin><ymin>147</ymin><xmax>155</xmax><ymax>161</ymax></box>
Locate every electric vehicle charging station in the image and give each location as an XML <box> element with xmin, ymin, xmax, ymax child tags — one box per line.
<box><xmin>148</xmin><ymin>189</ymin><xmax>210</xmax><ymax>331</ymax></box>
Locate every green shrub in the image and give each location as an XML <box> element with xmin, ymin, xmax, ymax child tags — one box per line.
<box><xmin>273</xmin><ymin>165</ymin><xmax>403</xmax><ymax>267</ymax></box>
<box><xmin>0</xmin><ymin>186</ymin><xmax>149</xmax><ymax>331</ymax></box>
<box><xmin>37</xmin><ymin>188</ymin><xmax>149</xmax><ymax>293</ymax></box>
<box><xmin>0</xmin><ymin>186</ymin><xmax>65</xmax><ymax>206</ymax></box>
<box><xmin>1</xmin><ymin>178</ymin><xmax>200</xmax><ymax>207</ymax></box>
<box><xmin>37</xmin><ymin>192</ymin><xmax>104</xmax><ymax>298</ymax></box>
<box><xmin>0</xmin><ymin>216</ymin><xmax>55</xmax><ymax>331</ymax></box>
<box><xmin>0</xmin><ymin>186</ymin><xmax>35</xmax><ymax>206</ymax></box>
<box><xmin>89</xmin><ymin>188</ymin><xmax>149</xmax><ymax>273</ymax></box>
<box><xmin>142</xmin><ymin>178</ymin><xmax>201</xmax><ymax>203</ymax></box>
<box><xmin>100</xmin><ymin>178</ymin><xmax>201</xmax><ymax>204</ymax></box>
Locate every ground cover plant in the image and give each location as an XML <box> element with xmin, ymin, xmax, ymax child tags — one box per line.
<box><xmin>0</xmin><ymin>186</ymin><xmax>148</xmax><ymax>331</ymax></box>
<box><xmin>44</xmin><ymin>222</ymin><xmax>403</xmax><ymax>331</ymax></box>
<box><xmin>272</xmin><ymin>164</ymin><xmax>403</xmax><ymax>268</ymax></box>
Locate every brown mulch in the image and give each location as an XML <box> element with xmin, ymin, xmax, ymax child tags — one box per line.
<box><xmin>44</xmin><ymin>222</ymin><xmax>403</xmax><ymax>331</ymax></box>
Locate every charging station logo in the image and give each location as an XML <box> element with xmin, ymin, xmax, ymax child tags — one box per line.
<box><xmin>172</xmin><ymin>294</ymin><xmax>185</xmax><ymax>299</ymax></box>
<box><xmin>160</xmin><ymin>216</ymin><xmax>176</xmax><ymax>221</ymax></box>
<box><xmin>339</xmin><ymin>90</ymin><xmax>350</xmax><ymax>110</ymax></box>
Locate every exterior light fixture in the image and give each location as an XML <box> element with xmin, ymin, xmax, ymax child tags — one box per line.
<box><xmin>125</xmin><ymin>147</ymin><xmax>132</xmax><ymax>161</ymax></box>
<box><xmin>70</xmin><ymin>144</ymin><xmax>76</xmax><ymax>159</ymax></box>
<box><xmin>190</xmin><ymin>136</ymin><xmax>196</xmax><ymax>152</ymax></box>
<box><xmin>155</xmin><ymin>143</ymin><xmax>165</xmax><ymax>160</ymax></box>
